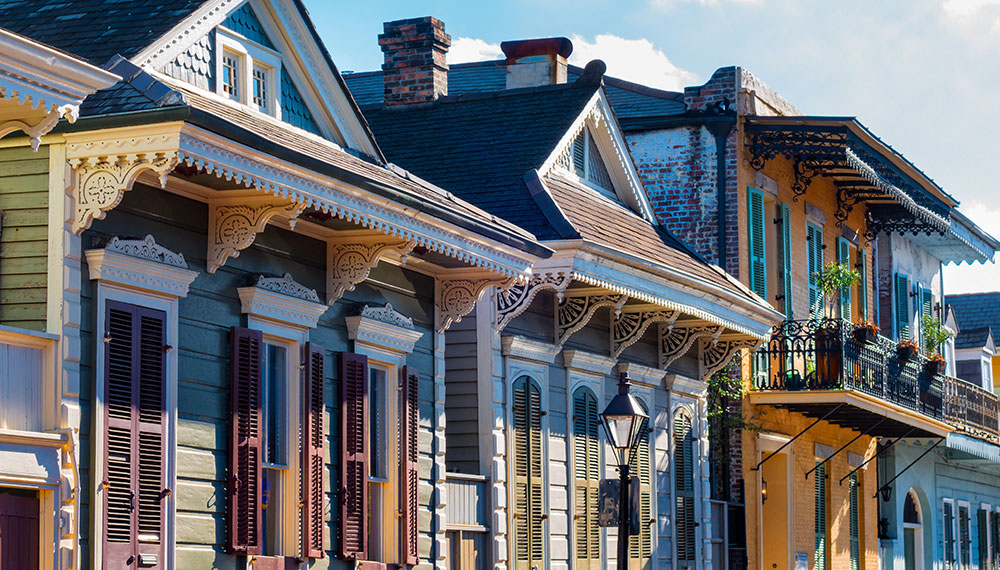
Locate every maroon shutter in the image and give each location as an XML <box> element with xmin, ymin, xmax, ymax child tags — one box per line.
<box><xmin>400</xmin><ymin>366</ymin><xmax>420</xmax><ymax>565</ymax></box>
<box><xmin>0</xmin><ymin>493</ymin><xmax>40</xmax><ymax>570</ymax></box>
<box><xmin>103</xmin><ymin>300</ymin><xmax>166</xmax><ymax>569</ymax></box>
<box><xmin>302</xmin><ymin>342</ymin><xmax>326</xmax><ymax>558</ymax></box>
<box><xmin>339</xmin><ymin>352</ymin><xmax>368</xmax><ymax>560</ymax></box>
<box><xmin>228</xmin><ymin>327</ymin><xmax>262</xmax><ymax>555</ymax></box>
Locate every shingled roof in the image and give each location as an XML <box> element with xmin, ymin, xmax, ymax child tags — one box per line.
<box><xmin>955</xmin><ymin>326</ymin><xmax>993</xmax><ymax>350</ymax></box>
<box><xmin>948</xmin><ymin>293</ymin><xmax>1000</xmax><ymax>341</ymax></box>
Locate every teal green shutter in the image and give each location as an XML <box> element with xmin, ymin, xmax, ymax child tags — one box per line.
<box><xmin>808</xmin><ymin>224</ymin><xmax>824</xmax><ymax>319</ymax></box>
<box><xmin>979</xmin><ymin>508</ymin><xmax>989</xmax><ymax>570</ymax></box>
<box><xmin>815</xmin><ymin>461</ymin><xmax>827</xmax><ymax>570</ymax></box>
<box><xmin>960</xmin><ymin>504</ymin><xmax>972</xmax><ymax>570</ymax></box>
<box><xmin>849</xmin><ymin>473</ymin><xmax>860</xmax><ymax>570</ymax></box>
<box><xmin>945</xmin><ymin>501</ymin><xmax>957</xmax><ymax>570</ymax></box>
<box><xmin>895</xmin><ymin>273</ymin><xmax>910</xmax><ymax>341</ymax></box>
<box><xmin>779</xmin><ymin>203</ymin><xmax>794</xmax><ymax>317</ymax></box>
<box><xmin>837</xmin><ymin>238</ymin><xmax>851</xmax><ymax>320</ymax></box>
<box><xmin>858</xmin><ymin>250</ymin><xmax>869</xmax><ymax>320</ymax></box>
<box><xmin>747</xmin><ymin>187</ymin><xmax>767</xmax><ymax>299</ymax></box>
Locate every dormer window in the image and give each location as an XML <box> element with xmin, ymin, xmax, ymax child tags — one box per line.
<box><xmin>557</xmin><ymin>128</ymin><xmax>617</xmax><ymax>201</ymax></box>
<box><xmin>216</xmin><ymin>29</ymin><xmax>280</xmax><ymax>117</ymax></box>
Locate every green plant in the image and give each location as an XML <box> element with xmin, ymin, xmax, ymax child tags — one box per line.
<box><xmin>920</xmin><ymin>313</ymin><xmax>953</xmax><ymax>356</ymax></box>
<box><xmin>813</xmin><ymin>261</ymin><xmax>860</xmax><ymax>319</ymax></box>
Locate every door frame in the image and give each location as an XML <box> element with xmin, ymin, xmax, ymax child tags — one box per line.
<box><xmin>757</xmin><ymin>432</ymin><xmax>794</xmax><ymax>570</ymax></box>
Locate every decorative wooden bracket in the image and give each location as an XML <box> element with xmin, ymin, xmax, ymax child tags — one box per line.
<box><xmin>438</xmin><ymin>275</ymin><xmax>515</xmax><ymax>333</ymax></box>
<box><xmin>699</xmin><ymin>336</ymin><xmax>762</xmax><ymax>379</ymax></box>
<box><xmin>0</xmin><ymin>108</ymin><xmax>62</xmax><ymax>151</ymax></box>
<box><xmin>326</xmin><ymin>237</ymin><xmax>415</xmax><ymax>305</ymax></box>
<box><xmin>658</xmin><ymin>322</ymin><xmax>723</xmax><ymax>370</ymax></box>
<box><xmin>495</xmin><ymin>271</ymin><xmax>570</xmax><ymax>331</ymax></box>
<box><xmin>611</xmin><ymin>305</ymin><xmax>679</xmax><ymax>358</ymax></box>
<box><xmin>556</xmin><ymin>288</ymin><xmax>627</xmax><ymax>347</ymax></box>
<box><xmin>69</xmin><ymin>151</ymin><xmax>180</xmax><ymax>234</ymax></box>
<box><xmin>207</xmin><ymin>197</ymin><xmax>305</xmax><ymax>273</ymax></box>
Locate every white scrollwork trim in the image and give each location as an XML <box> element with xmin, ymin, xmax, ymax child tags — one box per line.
<box><xmin>699</xmin><ymin>337</ymin><xmax>761</xmax><ymax>379</ymax></box>
<box><xmin>611</xmin><ymin>306</ymin><xmax>679</xmax><ymax>358</ymax></box>
<box><xmin>556</xmin><ymin>290</ymin><xmax>627</xmax><ymax>346</ymax></box>
<box><xmin>326</xmin><ymin>238</ymin><xmax>415</xmax><ymax>305</ymax></box>
<box><xmin>208</xmin><ymin>198</ymin><xmax>305</xmax><ymax>274</ymax></box>
<box><xmin>85</xmin><ymin>248</ymin><xmax>198</xmax><ymax>299</ymax></box>
<box><xmin>105</xmin><ymin>234</ymin><xmax>187</xmax><ymax>267</ymax></box>
<box><xmin>495</xmin><ymin>271</ymin><xmax>570</xmax><ymax>331</ymax></box>
<box><xmin>254</xmin><ymin>273</ymin><xmax>320</xmax><ymax>303</ymax></box>
<box><xmin>357</xmin><ymin>303</ymin><xmax>415</xmax><ymax>330</ymax></box>
<box><xmin>237</xmin><ymin>286</ymin><xmax>328</xmax><ymax>330</ymax></box>
<box><xmin>437</xmin><ymin>276</ymin><xmax>515</xmax><ymax>333</ymax></box>
<box><xmin>659</xmin><ymin>323</ymin><xmax>723</xmax><ymax>370</ymax></box>
<box><xmin>0</xmin><ymin>108</ymin><xmax>62</xmax><ymax>151</ymax></box>
<box><xmin>70</xmin><ymin>152</ymin><xmax>180</xmax><ymax>234</ymax></box>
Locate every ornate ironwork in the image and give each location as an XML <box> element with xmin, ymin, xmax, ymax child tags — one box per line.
<box><xmin>863</xmin><ymin>205</ymin><xmax>948</xmax><ymax>244</ymax></box>
<box><xmin>834</xmin><ymin>186</ymin><xmax>884</xmax><ymax>228</ymax></box>
<box><xmin>943</xmin><ymin>375</ymin><xmax>1000</xmax><ymax>442</ymax></box>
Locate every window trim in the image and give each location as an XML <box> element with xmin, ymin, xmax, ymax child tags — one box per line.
<box><xmin>215</xmin><ymin>28</ymin><xmax>282</xmax><ymax>118</ymax></box>
<box><xmin>945</xmin><ymin>498</ymin><xmax>958</xmax><ymax>570</ymax></box>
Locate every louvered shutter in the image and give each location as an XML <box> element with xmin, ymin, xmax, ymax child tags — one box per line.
<box><xmin>858</xmin><ymin>250</ymin><xmax>869</xmax><ymax>320</ymax></box>
<box><xmin>573</xmin><ymin>132</ymin><xmax>586</xmax><ymax>177</ymax></box>
<box><xmin>573</xmin><ymin>388</ymin><xmax>600</xmax><ymax>569</ymax></box>
<box><xmin>674</xmin><ymin>411</ymin><xmax>696</xmax><ymax>569</ymax></box>
<box><xmin>895</xmin><ymin>273</ymin><xmax>911</xmax><ymax>341</ymax></box>
<box><xmin>512</xmin><ymin>377</ymin><xmax>543</xmax><ymax>569</ymax></box>
<box><xmin>629</xmin><ymin>415</ymin><xmax>652</xmax><ymax>569</ymax></box>
<box><xmin>961</xmin><ymin>505</ymin><xmax>972</xmax><ymax>570</ymax></box>
<box><xmin>979</xmin><ymin>508</ymin><xmax>990</xmax><ymax>570</ymax></box>
<box><xmin>991</xmin><ymin>511</ymin><xmax>1000</xmax><ymax>570</ymax></box>
<box><xmin>747</xmin><ymin>187</ymin><xmax>767</xmax><ymax>299</ymax></box>
<box><xmin>103</xmin><ymin>301</ymin><xmax>167</xmax><ymax>568</ymax></box>
<box><xmin>339</xmin><ymin>352</ymin><xmax>368</xmax><ymax>560</ymax></box>
<box><xmin>778</xmin><ymin>202</ymin><xmax>794</xmax><ymax>317</ymax></box>
<box><xmin>302</xmin><ymin>343</ymin><xmax>325</xmax><ymax>558</ymax></box>
<box><xmin>848</xmin><ymin>473</ymin><xmax>860</xmax><ymax>570</ymax></box>
<box><xmin>922</xmin><ymin>287</ymin><xmax>934</xmax><ymax>347</ymax></box>
<box><xmin>228</xmin><ymin>327</ymin><xmax>262</xmax><ymax>555</ymax></box>
<box><xmin>400</xmin><ymin>366</ymin><xmax>420</xmax><ymax>565</ymax></box>
<box><xmin>837</xmin><ymin>238</ymin><xmax>852</xmax><ymax>320</ymax></box>
<box><xmin>945</xmin><ymin>502</ymin><xmax>957</xmax><ymax>570</ymax></box>
<box><xmin>808</xmin><ymin>224</ymin><xmax>824</xmax><ymax>319</ymax></box>
<box><xmin>814</xmin><ymin>462</ymin><xmax>827</xmax><ymax>570</ymax></box>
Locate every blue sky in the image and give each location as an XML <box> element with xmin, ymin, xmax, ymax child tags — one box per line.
<box><xmin>303</xmin><ymin>0</ymin><xmax>1000</xmax><ymax>293</ymax></box>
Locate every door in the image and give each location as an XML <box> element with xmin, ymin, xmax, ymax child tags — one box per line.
<box><xmin>0</xmin><ymin>491</ymin><xmax>39</xmax><ymax>570</ymax></box>
<box><xmin>761</xmin><ymin>452</ymin><xmax>789</xmax><ymax>570</ymax></box>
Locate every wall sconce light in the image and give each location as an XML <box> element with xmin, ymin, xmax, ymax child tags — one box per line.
<box><xmin>761</xmin><ymin>479</ymin><xmax>768</xmax><ymax>504</ymax></box>
<box><xmin>880</xmin><ymin>485</ymin><xmax>892</xmax><ymax>502</ymax></box>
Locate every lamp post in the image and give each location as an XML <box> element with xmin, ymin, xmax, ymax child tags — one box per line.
<box><xmin>601</xmin><ymin>372</ymin><xmax>649</xmax><ymax>570</ymax></box>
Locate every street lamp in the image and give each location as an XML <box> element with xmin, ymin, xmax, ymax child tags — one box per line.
<box><xmin>601</xmin><ymin>372</ymin><xmax>649</xmax><ymax>570</ymax></box>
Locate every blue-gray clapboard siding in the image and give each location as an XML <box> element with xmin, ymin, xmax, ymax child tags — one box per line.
<box><xmin>160</xmin><ymin>33</ymin><xmax>214</xmax><ymax>92</ymax></box>
<box><xmin>281</xmin><ymin>68</ymin><xmax>322</xmax><ymax>136</ymax></box>
<box><xmin>79</xmin><ymin>183</ymin><xmax>439</xmax><ymax>569</ymax></box>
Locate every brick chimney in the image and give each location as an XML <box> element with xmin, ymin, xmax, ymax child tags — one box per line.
<box><xmin>379</xmin><ymin>17</ymin><xmax>451</xmax><ymax>106</ymax></box>
<box><xmin>500</xmin><ymin>37</ymin><xmax>573</xmax><ymax>89</ymax></box>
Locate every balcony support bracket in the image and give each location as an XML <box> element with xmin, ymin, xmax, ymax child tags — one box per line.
<box><xmin>872</xmin><ymin>438</ymin><xmax>943</xmax><ymax>499</ymax></box>
<box><xmin>750</xmin><ymin>403</ymin><xmax>844</xmax><ymax>472</ymax></box>
<box><xmin>805</xmin><ymin>417</ymin><xmax>885</xmax><ymax>480</ymax></box>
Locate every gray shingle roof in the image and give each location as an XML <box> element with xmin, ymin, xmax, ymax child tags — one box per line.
<box><xmin>955</xmin><ymin>326</ymin><xmax>992</xmax><ymax>350</ymax></box>
<box><xmin>948</xmin><ymin>293</ymin><xmax>1000</xmax><ymax>340</ymax></box>
<box><xmin>0</xmin><ymin>0</ymin><xmax>208</xmax><ymax>65</ymax></box>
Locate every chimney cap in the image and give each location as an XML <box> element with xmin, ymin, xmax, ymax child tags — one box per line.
<box><xmin>501</xmin><ymin>37</ymin><xmax>573</xmax><ymax>63</ymax></box>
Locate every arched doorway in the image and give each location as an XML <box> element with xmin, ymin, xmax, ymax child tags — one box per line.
<box><xmin>903</xmin><ymin>490</ymin><xmax>923</xmax><ymax>570</ymax></box>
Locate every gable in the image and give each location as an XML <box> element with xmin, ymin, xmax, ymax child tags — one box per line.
<box><xmin>133</xmin><ymin>0</ymin><xmax>379</xmax><ymax>157</ymax></box>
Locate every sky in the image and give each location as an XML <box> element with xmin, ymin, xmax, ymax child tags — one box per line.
<box><xmin>302</xmin><ymin>0</ymin><xmax>1000</xmax><ymax>294</ymax></box>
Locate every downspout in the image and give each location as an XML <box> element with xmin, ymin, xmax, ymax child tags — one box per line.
<box><xmin>705</xmin><ymin>116</ymin><xmax>736</xmax><ymax>271</ymax></box>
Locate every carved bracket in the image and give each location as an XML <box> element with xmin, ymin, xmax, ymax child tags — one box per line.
<box><xmin>0</xmin><ymin>108</ymin><xmax>62</xmax><ymax>151</ymax></box>
<box><xmin>699</xmin><ymin>337</ymin><xmax>762</xmax><ymax>379</ymax></box>
<box><xmin>70</xmin><ymin>152</ymin><xmax>180</xmax><ymax>233</ymax></box>
<box><xmin>611</xmin><ymin>306</ymin><xmax>679</xmax><ymax>359</ymax></box>
<box><xmin>659</xmin><ymin>323</ymin><xmax>722</xmax><ymax>370</ymax></box>
<box><xmin>438</xmin><ymin>276</ymin><xmax>515</xmax><ymax>333</ymax></box>
<box><xmin>326</xmin><ymin>238</ymin><xmax>415</xmax><ymax>305</ymax></box>
<box><xmin>207</xmin><ymin>197</ymin><xmax>305</xmax><ymax>274</ymax></box>
<box><xmin>495</xmin><ymin>272</ymin><xmax>570</xmax><ymax>331</ymax></box>
<box><xmin>556</xmin><ymin>289</ymin><xmax>627</xmax><ymax>347</ymax></box>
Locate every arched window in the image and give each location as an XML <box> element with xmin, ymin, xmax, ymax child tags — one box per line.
<box><xmin>904</xmin><ymin>491</ymin><xmax>921</xmax><ymax>525</ymax></box>
<box><xmin>572</xmin><ymin>387</ymin><xmax>601</xmax><ymax>569</ymax></box>
<box><xmin>675</xmin><ymin>408</ymin><xmax>696</xmax><ymax>570</ymax></box>
<box><xmin>512</xmin><ymin>376</ymin><xmax>544</xmax><ymax>569</ymax></box>
<box><xmin>629</xmin><ymin>399</ymin><xmax>653</xmax><ymax>569</ymax></box>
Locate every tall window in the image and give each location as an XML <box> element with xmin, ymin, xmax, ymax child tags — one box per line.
<box><xmin>368</xmin><ymin>364</ymin><xmax>399</xmax><ymax>561</ymax></box>
<box><xmin>814</xmin><ymin>461</ymin><xmax>828</xmax><ymax>570</ymax></box>
<box><xmin>979</xmin><ymin>506</ymin><xmax>991</xmax><ymax>570</ymax></box>
<box><xmin>573</xmin><ymin>388</ymin><xmax>601</xmax><ymax>569</ymax></box>
<box><xmin>675</xmin><ymin>409</ymin><xmax>696</xmax><ymax>570</ymax></box>
<box><xmin>837</xmin><ymin>238</ymin><xmax>853</xmax><ymax>320</ymax></box>
<box><xmin>777</xmin><ymin>202</ymin><xmax>794</xmax><ymax>317</ymax></box>
<box><xmin>747</xmin><ymin>187</ymin><xmax>767</xmax><ymax>300</ymax></box>
<box><xmin>895</xmin><ymin>273</ymin><xmax>911</xmax><ymax>341</ymax></box>
<box><xmin>261</xmin><ymin>341</ymin><xmax>289</xmax><ymax>556</ymax></box>
<box><xmin>945</xmin><ymin>500</ymin><xmax>957</xmax><ymax>570</ymax></box>
<box><xmin>848</xmin><ymin>473</ymin><xmax>861</xmax><ymax>570</ymax></box>
<box><xmin>222</xmin><ymin>52</ymin><xmax>240</xmax><ymax>100</ymax></box>
<box><xmin>512</xmin><ymin>376</ymin><xmax>544</xmax><ymax>570</ymax></box>
<box><xmin>629</xmin><ymin>401</ymin><xmax>652</xmax><ymax>570</ymax></box>
<box><xmin>960</xmin><ymin>503</ymin><xmax>972</xmax><ymax>570</ymax></box>
<box><xmin>807</xmin><ymin>223</ymin><xmax>824</xmax><ymax>319</ymax></box>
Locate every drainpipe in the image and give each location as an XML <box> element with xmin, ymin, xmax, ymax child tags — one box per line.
<box><xmin>705</xmin><ymin>115</ymin><xmax>736</xmax><ymax>271</ymax></box>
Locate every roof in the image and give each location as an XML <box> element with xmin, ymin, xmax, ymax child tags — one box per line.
<box><xmin>0</xmin><ymin>0</ymin><xmax>208</xmax><ymax>65</ymax></box>
<box><xmin>344</xmin><ymin>60</ymin><xmax>686</xmax><ymax>119</ymax></box>
<box><xmin>949</xmin><ymin>293</ymin><xmax>1000</xmax><ymax>341</ymax></box>
<box><xmin>360</xmin><ymin>82</ymin><xmax>599</xmax><ymax>240</ymax></box>
<box><xmin>955</xmin><ymin>326</ymin><xmax>993</xmax><ymax>350</ymax></box>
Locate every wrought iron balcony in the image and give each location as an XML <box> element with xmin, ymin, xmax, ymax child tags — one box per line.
<box><xmin>752</xmin><ymin>318</ymin><xmax>999</xmax><ymax>441</ymax></box>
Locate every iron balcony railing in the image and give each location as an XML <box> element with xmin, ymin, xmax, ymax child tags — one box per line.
<box><xmin>753</xmin><ymin>318</ymin><xmax>999</xmax><ymax>441</ymax></box>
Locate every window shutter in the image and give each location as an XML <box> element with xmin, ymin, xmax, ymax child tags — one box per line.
<box><xmin>814</xmin><ymin>462</ymin><xmax>827</xmax><ymax>570</ymax></box>
<box><xmin>980</xmin><ymin>508</ymin><xmax>990</xmax><ymax>570</ymax></box>
<box><xmin>895</xmin><ymin>274</ymin><xmax>910</xmax><ymax>341</ymax></box>
<box><xmin>573</xmin><ymin>132</ymin><xmax>586</xmax><ymax>177</ymax></box>
<box><xmin>103</xmin><ymin>301</ymin><xmax>167</xmax><ymax>568</ymax></box>
<box><xmin>945</xmin><ymin>501</ymin><xmax>956</xmax><ymax>570</ymax></box>
<box><xmin>991</xmin><ymin>511</ymin><xmax>1000</xmax><ymax>570</ymax></box>
<box><xmin>747</xmin><ymin>187</ymin><xmax>767</xmax><ymax>299</ymax></box>
<box><xmin>837</xmin><ymin>238</ymin><xmax>851</xmax><ymax>320</ymax></box>
<box><xmin>674</xmin><ymin>411</ymin><xmax>696</xmax><ymax>568</ymax></box>
<box><xmin>400</xmin><ymin>365</ymin><xmax>420</xmax><ymax>565</ymax></box>
<box><xmin>572</xmin><ymin>388</ymin><xmax>600</xmax><ymax>569</ymax></box>
<box><xmin>961</xmin><ymin>505</ymin><xmax>972</xmax><ymax>569</ymax></box>
<box><xmin>848</xmin><ymin>473</ymin><xmax>860</xmax><ymax>570</ymax></box>
<box><xmin>228</xmin><ymin>327</ymin><xmax>262</xmax><ymax>555</ymax></box>
<box><xmin>629</xmin><ymin>412</ymin><xmax>652</xmax><ymax>566</ymax></box>
<box><xmin>302</xmin><ymin>343</ymin><xmax>325</xmax><ymax>558</ymax></box>
<box><xmin>807</xmin><ymin>224</ymin><xmax>824</xmax><ymax>319</ymax></box>
<box><xmin>513</xmin><ymin>377</ymin><xmax>543</xmax><ymax>569</ymax></box>
<box><xmin>778</xmin><ymin>202</ymin><xmax>794</xmax><ymax>317</ymax></box>
<box><xmin>858</xmin><ymin>250</ymin><xmax>869</xmax><ymax>320</ymax></box>
<box><xmin>339</xmin><ymin>352</ymin><xmax>368</xmax><ymax>560</ymax></box>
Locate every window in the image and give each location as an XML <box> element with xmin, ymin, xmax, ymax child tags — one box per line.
<box><xmin>252</xmin><ymin>65</ymin><xmax>269</xmax><ymax>112</ymax></box>
<box><xmin>747</xmin><ymin>187</ymin><xmax>767</xmax><ymax>300</ymax></box>
<box><xmin>222</xmin><ymin>52</ymin><xmax>241</xmax><ymax>100</ymax></box>
<box><xmin>895</xmin><ymin>273</ymin><xmax>911</xmax><ymax>341</ymax></box>
<box><xmin>367</xmin><ymin>364</ymin><xmax>399</xmax><ymax>561</ymax></box>
<box><xmin>858</xmin><ymin>249</ymin><xmax>869</xmax><ymax>321</ymax></box>
<box><xmin>512</xmin><ymin>376</ymin><xmax>544</xmax><ymax>570</ymax></box>
<box><xmin>629</xmin><ymin>400</ymin><xmax>652</xmax><ymax>570</ymax></box>
<box><xmin>807</xmin><ymin>223</ymin><xmax>824</xmax><ymax>319</ymax></box>
<box><xmin>837</xmin><ymin>238</ymin><xmax>852</xmax><ymax>320</ymax></box>
<box><xmin>777</xmin><ymin>202</ymin><xmax>794</xmax><ymax>317</ymax></box>
<box><xmin>572</xmin><ymin>388</ymin><xmax>601</xmax><ymax>569</ymax></box>
<box><xmin>814</xmin><ymin>461</ymin><xmax>828</xmax><ymax>570</ymax></box>
<box><xmin>216</xmin><ymin>30</ymin><xmax>280</xmax><ymax>117</ymax></box>
<box><xmin>557</xmin><ymin>129</ymin><xmax>617</xmax><ymax>199</ymax></box>
<box><xmin>675</xmin><ymin>409</ymin><xmax>696</xmax><ymax>570</ymax></box>
<box><xmin>960</xmin><ymin>502</ymin><xmax>972</xmax><ymax>570</ymax></box>
<box><xmin>849</xmin><ymin>473</ymin><xmax>861</xmax><ymax>570</ymax></box>
<box><xmin>260</xmin><ymin>341</ymin><xmax>289</xmax><ymax>556</ymax></box>
<box><xmin>980</xmin><ymin>506</ymin><xmax>991</xmax><ymax>570</ymax></box>
<box><xmin>945</xmin><ymin>499</ymin><xmax>958</xmax><ymax>570</ymax></box>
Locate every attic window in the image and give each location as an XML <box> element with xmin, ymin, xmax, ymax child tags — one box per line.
<box><xmin>558</xmin><ymin>129</ymin><xmax>617</xmax><ymax>200</ymax></box>
<box><xmin>216</xmin><ymin>29</ymin><xmax>281</xmax><ymax>118</ymax></box>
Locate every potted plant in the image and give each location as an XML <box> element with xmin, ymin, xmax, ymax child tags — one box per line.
<box><xmin>814</xmin><ymin>262</ymin><xmax>861</xmax><ymax>321</ymax></box>
<box><xmin>921</xmin><ymin>313</ymin><xmax>953</xmax><ymax>375</ymax></box>
<box><xmin>812</xmin><ymin>262</ymin><xmax>861</xmax><ymax>384</ymax></box>
<box><xmin>897</xmin><ymin>338</ymin><xmax>920</xmax><ymax>362</ymax></box>
<box><xmin>853</xmin><ymin>319</ymin><xmax>879</xmax><ymax>343</ymax></box>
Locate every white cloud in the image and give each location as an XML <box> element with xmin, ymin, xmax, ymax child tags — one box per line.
<box><xmin>569</xmin><ymin>34</ymin><xmax>698</xmax><ymax>91</ymax></box>
<box><xmin>943</xmin><ymin>0</ymin><xmax>1000</xmax><ymax>18</ymax></box>
<box><xmin>650</xmin><ymin>0</ymin><xmax>761</xmax><ymax>8</ymax></box>
<box><xmin>943</xmin><ymin>200</ymin><xmax>1000</xmax><ymax>294</ymax></box>
<box><xmin>448</xmin><ymin>37</ymin><xmax>502</xmax><ymax>65</ymax></box>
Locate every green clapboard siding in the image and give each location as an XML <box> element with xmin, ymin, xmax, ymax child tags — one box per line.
<box><xmin>0</xmin><ymin>145</ymin><xmax>48</xmax><ymax>331</ymax></box>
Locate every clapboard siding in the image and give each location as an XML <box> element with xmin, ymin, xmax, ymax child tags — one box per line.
<box><xmin>79</xmin><ymin>183</ymin><xmax>440</xmax><ymax>569</ymax></box>
<box><xmin>445</xmin><ymin>312</ymin><xmax>480</xmax><ymax>473</ymax></box>
<box><xmin>0</xmin><ymin>146</ymin><xmax>48</xmax><ymax>331</ymax></box>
